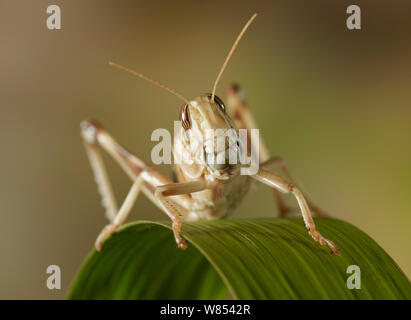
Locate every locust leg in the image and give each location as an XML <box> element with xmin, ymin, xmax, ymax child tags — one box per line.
<box><xmin>251</xmin><ymin>168</ymin><xmax>340</xmax><ymax>255</ymax></box>
<box><xmin>226</xmin><ymin>84</ymin><xmax>328</xmax><ymax>218</ymax></box>
<box><xmin>260</xmin><ymin>157</ymin><xmax>294</xmax><ymax>217</ymax></box>
<box><xmin>82</xmin><ymin>123</ymin><xmax>118</xmax><ymax>221</ymax></box>
<box><xmin>94</xmin><ymin>175</ymin><xmax>144</xmax><ymax>250</ymax></box>
<box><xmin>81</xmin><ymin>119</ymin><xmax>194</xmax><ymax>250</ymax></box>
<box><xmin>260</xmin><ymin>157</ymin><xmax>328</xmax><ymax>217</ymax></box>
<box><xmin>154</xmin><ymin>180</ymin><xmax>216</xmax><ymax>249</ymax></box>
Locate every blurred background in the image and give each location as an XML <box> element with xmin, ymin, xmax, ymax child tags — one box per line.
<box><xmin>0</xmin><ymin>0</ymin><xmax>410</xmax><ymax>299</ymax></box>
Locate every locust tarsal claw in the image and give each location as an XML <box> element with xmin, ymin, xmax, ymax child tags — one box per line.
<box><xmin>172</xmin><ymin>221</ymin><xmax>187</xmax><ymax>250</ymax></box>
<box><xmin>95</xmin><ymin>223</ymin><xmax>118</xmax><ymax>251</ymax></box>
<box><xmin>309</xmin><ymin>229</ymin><xmax>341</xmax><ymax>256</ymax></box>
<box><xmin>177</xmin><ymin>239</ymin><xmax>187</xmax><ymax>250</ymax></box>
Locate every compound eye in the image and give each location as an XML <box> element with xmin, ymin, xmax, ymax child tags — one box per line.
<box><xmin>206</xmin><ymin>93</ymin><xmax>225</xmax><ymax>112</ymax></box>
<box><xmin>179</xmin><ymin>104</ymin><xmax>191</xmax><ymax>130</ymax></box>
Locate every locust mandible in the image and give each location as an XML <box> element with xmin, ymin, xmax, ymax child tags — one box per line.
<box><xmin>81</xmin><ymin>13</ymin><xmax>341</xmax><ymax>255</ymax></box>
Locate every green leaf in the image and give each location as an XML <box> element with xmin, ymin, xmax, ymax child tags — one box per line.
<box><xmin>68</xmin><ymin>218</ymin><xmax>410</xmax><ymax>300</ymax></box>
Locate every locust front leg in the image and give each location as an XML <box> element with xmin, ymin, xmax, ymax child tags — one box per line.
<box><xmin>260</xmin><ymin>157</ymin><xmax>329</xmax><ymax>217</ymax></box>
<box><xmin>252</xmin><ymin>168</ymin><xmax>341</xmax><ymax>255</ymax></box>
<box><xmin>154</xmin><ymin>180</ymin><xmax>216</xmax><ymax>249</ymax></box>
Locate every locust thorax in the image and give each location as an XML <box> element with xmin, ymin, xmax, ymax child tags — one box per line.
<box><xmin>177</xmin><ymin>94</ymin><xmax>243</xmax><ymax>180</ymax></box>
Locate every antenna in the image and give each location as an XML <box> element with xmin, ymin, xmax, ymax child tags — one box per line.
<box><xmin>109</xmin><ymin>61</ymin><xmax>191</xmax><ymax>105</ymax></box>
<box><xmin>211</xmin><ymin>13</ymin><xmax>258</xmax><ymax>101</ymax></box>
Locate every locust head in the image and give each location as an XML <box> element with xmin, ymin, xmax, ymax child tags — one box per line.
<box><xmin>179</xmin><ymin>94</ymin><xmax>242</xmax><ymax>179</ymax></box>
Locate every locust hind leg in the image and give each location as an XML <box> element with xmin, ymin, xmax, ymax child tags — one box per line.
<box><xmin>226</xmin><ymin>84</ymin><xmax>328</xmax><ymax>218</ymax></box>
<box><xmin>94</xmin><ymin>174</ymin><xmax>144</xmax><ymax>250</ymax></box>
<box><xmin>81</xmin><ymin>119</ymin><xmax>193</xmax><ymax>250</ymax></box>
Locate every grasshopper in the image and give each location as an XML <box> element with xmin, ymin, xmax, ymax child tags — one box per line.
<box><xmin>81</xmin><ymin>13</ymin><xmax>340</xmax><ymax>255</ymax></box>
